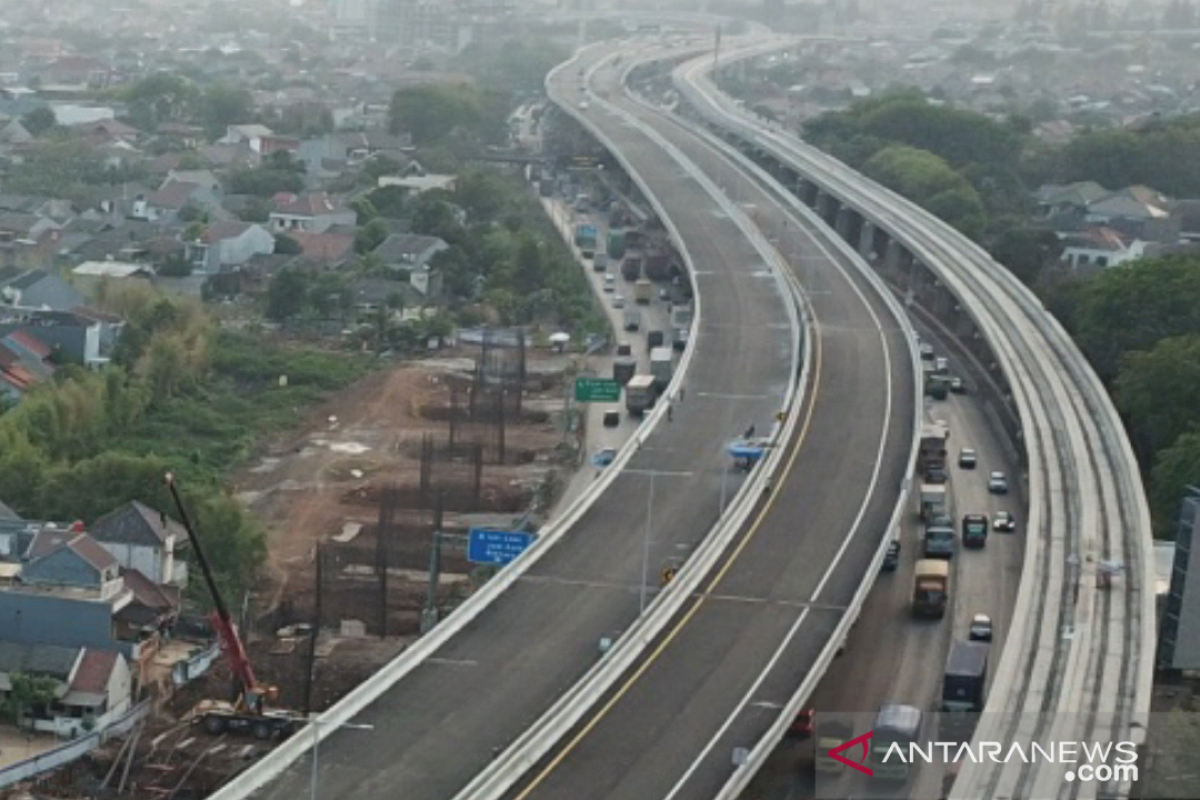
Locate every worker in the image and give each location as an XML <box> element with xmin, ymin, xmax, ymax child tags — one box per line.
<box><xmin>745</xmin><ymin>424</ymin><xmax>756</xmax><ymax>440</ymax></box>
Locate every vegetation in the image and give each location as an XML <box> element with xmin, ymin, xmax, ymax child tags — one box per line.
<box><xmin>0</xmin><ymin>287</ymin><xmax>370</xmax><ymax>596</ymax></box>
<box><xmin>1</xmin><ymin>672</ymin><xmax>60</xmax><ymax>730</ymax></box>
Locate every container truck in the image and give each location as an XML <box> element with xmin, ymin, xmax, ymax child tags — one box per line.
<box><xmin>919</xmin><ymin>483</ymin><xmax>947</xmax><ymax>522</ymax></box>
<box><xmin>612</xmin><ymin>358</ymin><xmax>636</xmax><ymax>385</ymax></box>
<box><xmin>635</xmin><ymin>278</ymin><xmax>653</xmax><ymax>305</ymax></box>
<box><xmin>649</xmin><ymin>347</ymin><xmax>673</xmax><ymax>391</ymax></box>
<box><xmin>574</xmin><ymin>222</ymin><xmax>598</xmax><ymax>250</ymax></box>
<box><xmin>623</xmin><ymin>309</ymin><xmax>642</xmax><ymax>331</ymax></box>
<box><xmin>871</xmin><ymin>704</ymin><xmax>923</xmax><ymax>781</ymax></box>
<box><xmin>625</xmin><ymin>374</ymin><xmax>656</xmax><ymax>415</ymax></box>
<box><xmin>918</xmin><ymin>422</ymin><xmax>950</xmax><ymax>478</ymax></box>
<box><xmin>913</xmin><ymin>559</ymin><xmax>949</xmax><ymax>618</ymax></box>
<box><xmin>961</xmin><ymin>513</ymin><xmax>989</xmax><ymax>549</ymax></box>
<box><xmin>607</xmin><ymin>230</ymin><xmax>627</xmax><ymax>259</ymax></box>
<box><xmin>941</xmin><ymin>640</ymin><xmax>988</xmax><ymax>713</ymax></box>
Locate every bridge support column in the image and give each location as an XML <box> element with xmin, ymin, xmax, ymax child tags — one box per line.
<box><xmin>883</xmin><ymin>238</ymin><xmax>903</xmax><ymax>273</ymax></box>
<box><xmin>835</xmin><ymin>208</ymin><xmax>854</xmax><ymax>239</ymax></box>
<box><xmin>858</xmin><ymin>221</ymin><xmax>875</xmax><ymax>260</ymax></box>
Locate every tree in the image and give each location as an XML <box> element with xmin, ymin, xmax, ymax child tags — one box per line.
<box><xmin>200</xmin><ymin>85</ymin><xmax>255</xmax><ymax>138</ymax></box>
<box><xmin>265</xmin><ymin>267</ymin><xmax>312</xmax><ymax>320</ymax></box>
<box><xmin>21</xmin><ymin>107</ymin><xmax>57</xmax><ymax>136</ymax></box>
<box><xmin>988</xmin><ymin>224</ymin><xmax>1062</xmax><ymax>285</ymax></box>
<box><xmin>2</xmin><ymin>672</ymin><xmax>60</xmax><ymax>730</ymax></box>
<box><xmin>1152</xmin><ymin>431</ymin><xmax>1200</xmax><ymax>537</ymax></box>
<box><xmin>354</xmin><ymin>219</ymin><xmax>390</xmax><ymax>254</ymax></box>
<box><xmin>454</xmin><ymin>169</ymin><xmax>507</xmax><ymax>222</ymax></box>
<box><xmin>158</xmin><ymin>251</ymin><xmax>194</xmax><ymax>278</ymax></box>
<box><xmin>1116</xmin><ymin>335</ymin><xmax>1200</xmax><ymax>457</ymax></box>
<box><xmin>388</xmin><ymin>84</ymin><xmax>484</xmax><ymax>146</ymax></box>
<box><xmin>1075</xmin><ymin>257</ymin><xmax>1200</xmax><ymax>381</ymax></box>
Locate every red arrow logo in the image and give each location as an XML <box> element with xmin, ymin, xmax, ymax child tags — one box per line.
<box><xmin>829</xmin><ymin>730</ymin><xmax>874</xmax><ymax>776</ymax></box>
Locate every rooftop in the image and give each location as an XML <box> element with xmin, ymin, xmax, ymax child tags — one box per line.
<box><xmin>73</xmin><ymin>261</ymin><xmax>154</xmax><ymax>279</ymax></box>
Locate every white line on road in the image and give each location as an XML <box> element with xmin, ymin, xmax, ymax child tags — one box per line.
<box><xmin>424</xmin><ymin>658</ymin><xmax>480</xmax><ymax>667</ymax></box>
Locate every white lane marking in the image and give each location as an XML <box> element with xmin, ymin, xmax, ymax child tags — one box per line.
<box><xmin>661</xmin><ymin>152</ymin><xmax>899</xmax><ymax>800</ymax></box>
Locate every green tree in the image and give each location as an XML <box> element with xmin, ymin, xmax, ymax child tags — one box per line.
<box><xmin>274</xmin><ymin>234</ymin><xmax>303</xmax><ymax>255</ymax></box>
<box><xmin>1116</xmin><ymin>335</ymin><xmax>1200</xmax><ymax>457</ymax></box>
<box><xmin>37</xmin><ymin>451</ymin><xmax>174</xmax><ymax>521</ymax></box>
<box><xmin>265</xmin><ymin>267</ymin><xmax>312</xmax><ymax>320</ymax></box>
<box><xmin>2</xmin><ymin>672</ymin><xmax>60</xmax><ymax>730</ymax></box>
<box><xmin>158</xmin><ymin>251</ymin><xmax>194</xmax><ymax>278</ymax></box>
<box><xmin>200</xmin><ymin>85</ymin><xmax>255</xmax><ymax>138</ymax></box>
<box><xmin>989</xmin><ymin>224</ymin><xmax>1062</xmax><ymax>285</ymax></box>
<box><xmin>21</xmin><ymin>107</ymin><xmax>57</xmax><ymax>136</ymax></box>
<box><xmin>354</xmin><ymin>219</ymin><xmax>390</xmax><ymax>254</ymax></box>
<box><xmin>1075</xmin><ymin>257</ymin><xmax>1200</xmax><ymax>381</ymax></box>
<box><xmin>1152</xmin><ymin>432</ymin><xmax>1200</xmax><ymax>537</ymax></box>
<box><xmin>454</xmin><ymin>169</ymin><xmax>507</xmax><ymax>222</ymax></box>
<box><xmin>388</xmin><ymin>84</ymin><xmax>484</xmax><ymax>146</ymax></box>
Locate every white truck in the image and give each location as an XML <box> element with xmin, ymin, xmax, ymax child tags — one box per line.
<box><xmin>919</xmin><ymin>483</ymin><xmax>948</xmax><ymax>522</ymax></box>
<box><xmin>623</xmin><ymin>309</ymin><xmax>642</xmax><ymax>331</ymax></box>
<box><xmin>649</xmin><ymin>347</ymin><xmax>673</xmax><ymax>391</ymax></box>
<box><xmin>625</xmin><ymin>375</ymin><xmax>656</xmax><ymax>416</ymax></box>
<box><xmin>670</xmin><ymin>304</ymin><xmax>693</xmax><ymax>351</ymax></box>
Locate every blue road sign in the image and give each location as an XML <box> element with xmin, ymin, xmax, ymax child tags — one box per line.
<box><xmin>467</xmin><ymin>528</ymin><xmax>537</xmax><ymax>566</ymax></box>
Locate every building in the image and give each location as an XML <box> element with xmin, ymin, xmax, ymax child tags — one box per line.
<box><xmin>269</xmin><ymin>192</ymin><xmax>357</xmax><ymax>234</ymax></box>
<box><xmin>187</xmin><ymin>221</ymin><xmax>276</xmax><ymax>274</ymax></box>
<box><xmin>87</xmin><ymin>501</ymin><xmax>187</xmax><ymax>587</ymax></box>
<box><xmin>0</xmin><ymin>642</ymin><xmax>132</xmax><ymax>736</ymax></box>
<box><xmin>371</xmin><ymin>233</ymin><xmax>448</xmax><ymax>297</ymax></box>
<box><xmin>1159</xmin><ymin>486</ymin><xmax>1200</xmax><ymax>671</ymax></box>
<box><xmin>72</xmin><ymin>260</ymin><xmax>154</xmax><ymax>295</ymax></box>
<box><xmin>0</xmin><ymin>308</ymin><xmax>106</xmax><ymax>367</ymax></box>
<box><xmin>1059</xmin><ymin>227</ymin><xmax>1147</xmax><ymax>269</ymax></box>
<box><xmin>0</xmin><ymin>268</ymin><xmax>87</xmax><ymax>311</ymax></box>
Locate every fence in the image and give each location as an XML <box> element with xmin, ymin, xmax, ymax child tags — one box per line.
<box><xmin>0</xmin><ymin>698</ymin><xmax>151</xmax><ymax>790</ymax></box>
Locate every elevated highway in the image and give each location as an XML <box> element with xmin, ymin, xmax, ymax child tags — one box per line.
<box><xmin>215</xmin><ymin>37</ymin><xmax>804</xmax><ymax>800</ymax></box>
<box><xmin>671</xmin><ymin>43</ymin><xmax>1155</xmax><ymax>800</ymax></box>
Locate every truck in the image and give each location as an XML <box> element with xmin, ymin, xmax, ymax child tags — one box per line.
<box><xmin>919</xmin><ymin>483</ymin><xmax>948</xmax><ymax>522</ymax></box>
<box><xmin>649</xmin><ymin>347</ymin><xmax>673</xmax><ymax>391</ymax></box>
<box><xmin>644</xmin><ymin>250</ymin><xmax>671</xmax><ymax>281</ymax></box>
<box><xmin>607</xmin><ymin>229</ymin><xmax>627</xmax><ymax>259</ymax></box>
<box><xmin>941</xmin><ymin>640</ymin><xmax>989</xmax><ymax>713</ymax></box>
<box><xmin>961</xmin><ymin>513</ymin><xmax>989</xmax><ymax>549</ymax></box>
<box><xmin>612</xmin><ymin>357</ymin><xmax>636</xmax><ymax>385</ymax></box>
<box><xmin>593</xmin><ymin>252</ymin><xmax>609</xmax><ymax>272</ymax></box>
<box><xmin>623</xmin><ymin>309</ymin><xmax>642</xmax><ymax>331</ymax></box>
<box><xmin>625</xmin><ymin>374</ymin><xmax>657</xmax><ymax>415</ymax></box>
<box><xmin>574</xmin><ymin>222</ymin><xmax>598</xmax><ymax>251</ymax></box>
<box><xmin>621</xmin><ymin>256</ymin><xmax>643</xmax><ymax>281</ymax></box>
<box><xmin>923</xmin><ymin>522</ymin><xmax>956</xmax><ymax>559</ymax></box>
<box><xmin>918</xmin><ymin>421</ymin><xmax>950</xmax><ymax>478</ymax></box>
<box><xmin>635</xmin><ymin>278</ymin><xmax>653</xmax><ymax>305</ymax></box>
<box><xmin>913</xmin><ymin>559</ymin><xmax>950</xmax><ymax>619</ymax></box>
<box><xmin>871</xmin><ymin>704</ymin><xmax>923</xmax><ymax>781</ymax></box>
<box><xmin>924</xmin><ymin>362</ymin><xmax>949</xmax><ymax>399</ymax></box>
<box><xmin>647</xmin><ymin>329</ymin><xmax>665</xmax><ymax>349</ymax></box>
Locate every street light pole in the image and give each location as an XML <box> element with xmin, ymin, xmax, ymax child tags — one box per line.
<box><xmin>311</xmin><ymin>719</ymin><xmax>374</xmax><ymax>800</ymax></box>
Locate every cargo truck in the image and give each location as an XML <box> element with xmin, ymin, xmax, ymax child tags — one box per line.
<box><xmin>871</xmin><ymin>704</ymin><xmax>923</xmax><ymax>781</ymax></box>
<box><xmin>612</xmin><ymin>357</ymin><xmax>636</xmax><ymax>385</ymax></box>
<box><xmin>574</xmin><ymin>223</ymin><xmax>598</xmax><ymax>250</ymax></box>
<box><xmin>593</xmin><ymin>252</ymin><xmax>608</xmax><ymax>272</ymax></box>
<box><xmin>621</xmin><ymin>256</ymin><xmax>642</xmax><ymax>282</ymax></box>
<box><xmin>635</xmin><ymin>278</ymin><xmax>652</xmax><ymax>305</ymax></box>
<box><xmin>961</xmin><ymin>513</ymin><xmax>989</xmax><ymax>549</ymax></box>
<box><xmin>919</xmin><ymin>483</ymin><xmax>947</xmax><ymax>522</ymax></box>
<box><xmin>644</xmin><ymin>250</ymin><xmax>671</xmax><ymax>281</ymax></box>
<box><xmin>913</xmin><ymin>559</ymin><xmax>949</xmax><ymax>618</ymax></box>
<box><xmin>625</xmin><ymin>374</ymin><xmax>656</xmax><ymax>415</ymax></box>
<box><xmin>607</xmin><ymin>230</ymin><xmax>626</xmax><ymax>259</ymax></box>
<box><xmin>649</xmin><ymin>347</ymin><xmax>673</xmax><ymax>391</ymax></box>
<box><xmin>941</xmin><ymin>640</ymin><xmax>988</xmax><ymax>713</ymax></box>
<box><xmin>623</xmin><ymin>309</ymin><xmax>641</xmax><ymax>331</ymax></box>
<box><xmin>918</xmin><ymin>422</ymin><xmax>950</xmax><ymax>478</ymax></box>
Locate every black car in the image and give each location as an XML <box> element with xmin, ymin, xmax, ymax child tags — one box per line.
<box><xmin>882</xmin><ymin>540</ymin><xmax>901</xmax><ymax>571</ymax></box>
<box><xmin>925</xmin><ymin>466</ymin><xmax>948</xmax><ymax>484</ymax></box>
<box><xmin>949</xmin><ymin>377</ymin><xmax>966</xmax><ymax>394</ymax></box>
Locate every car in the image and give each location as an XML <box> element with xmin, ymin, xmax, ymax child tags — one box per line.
<box><xmin>969</xmin><ymin>613</ymin><xmax>993</xmax><ymax>642</ymax></box>
<box><xmin>603</xmin><ymin>282</ymin><xmax>615</xmax><ymax>294</ymax></box>
<box><xmin>934</xmin><ymin>357</ymin><xmax>949</xmax><ymax>374</ymax></box>
<box><xmin>949</xmin><ymin>377</ymin><xmax>966</xmax><ymax>394</ymax></box>
<box><xmin>788</xmin><ymin>709</ymin><xmax>815</xmax><ymax>739</ymax></box>
<box><xmin>602</xmin><ymin>410</ymin><xmax>620</xmax><ymax>428</ymax></box>
<box><xmin>591</xmin><ymin>447</ymin><xmax>618</xmax><ymax>467</ymax></box>
<box><xmin>919</xmin><ymin>343</ymin><xmax>935</xmax><ymax>361</ymax></box>
<box><xmin>988</xmin><ymin>471</ymin><xmax>1009</xmax><ymax>494</ymax></box>
<box><xmin>993</xmin><ymin>511</ymin><xmax>1016</xmax><ymax>533</ymax></box>
<box><xmin>925</xmin><ymin>466</ymin><xmax>948</xmax><ymax>484</ymax></box>
<box><xmin>612</xmin><ymin>295</ymin><xmax>625</xmax><ymax>308</ymax></box>
<box><xmin>659</xmin><ymin>287</ymin><xmax>671</xmax><ymax>301</ymax></box>
<box><xmin>958</xmin><ymin>448</ymin><xmax>977</xmax><ymax>469</ymax></box>
<box><xmin>882</xmin><ymin>540</ymin><xmax>901</xmax><ymax>571</ymax></box>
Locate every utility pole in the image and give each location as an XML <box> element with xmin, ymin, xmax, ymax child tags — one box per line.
<box><xmin>302</xmin><ymin>544</ymin><xmax>323</xmax><ymax>716</ymax></box>
<box><xmin>421</xmin><ymin>491</ymin><xmax>446</xmax><ymax>633</ymax></box>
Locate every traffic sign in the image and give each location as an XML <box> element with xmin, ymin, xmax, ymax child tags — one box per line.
<box><xmin>467</xmin><ymin>528</ymin><xmax>536</xmax><ymax>565</ymax></box>
<box><xmin>575</xmin><ymin>377</ymin><xmax>621</xmax><ymax>403</ymax></box>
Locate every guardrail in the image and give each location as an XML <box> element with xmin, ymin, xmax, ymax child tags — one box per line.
<box><xmin>447</xmin><ymin>45</ymin><xmax>811</xmax><ymax>800</ymax></box>
<box><xmin>676</xmin><ymin>44</ymin><xmax>1154</xmax><ymax>800</ymax></box>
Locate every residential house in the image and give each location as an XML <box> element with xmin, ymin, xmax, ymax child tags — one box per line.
<box><xmin>1086</xmin><ymin>185</ymin><xmax>1171</xmax><ymax>228</ymax></box>
<box><xmin>0</xmin><ymin>212</ymin><xmax>62</xmax><ymax>269</ymax></box>
<box><xmin>187</xmin><ymin>221</ymin><xmax>276</xmax><ymax>274</ymax></box>
<box><xmin>133</xmin><ymin>176</ymin><xmax>220</xmax><ymax>224</ymax></box>
<box><xmin>286</xmin><ymin>230</ymin><xmax>356</xmax><ymax>265</ymax></box>
<box><xmin>0</xmin><ymin>308</ymin><xmax>106</xmax><ymax>367</ymax></box>
<box><xmin>339</xmin><ymin>129</ymin><xmax>411</xmax><ymax>165</ymax></box>
<box><xmin>164</xmin><ymin>169</ymin><xmax>223</xmax><ymax>198</ymax></box>
<box><xmin>1059</xmin><ymin>227</ymin><xmax>1147</xmax><ymax>269</ymax></box>
<box><xmin>371</xmin><ymin>233</ymin><xmax>448</xmax><ymax>298</ymax></box>
<box><xmin>1</xmin><ymin>330</ymin><xmax>54</xmax><ymax>378</ymax></box>
<box><xmin>0</xmin><ymin>268</ymin><xmax>86</xmax><ymax>311</ymax></box>
<box><xmin>156</xmin><ymin>122</ymin><xmax>203</xmax><ymax>148</ymax></box>
<box><xmin>349</xmin><ymin>275</ymin><xmax>412</xmax><ymax>316</ymax></box>
<box><xmin>269</xmin><ymin>192</ymin><xmax>357</xmax><ymax>234</ymax></box>
<box><xmin>0</xmin><ymin>642</ymin><xmax>132</xmax><ymax>736</ymax></box>
<box><xmin>219</xmin><ymin>124</ymin><xmax>280</xmax><ymax>154</ymax></box>
<box><xmin>88</xmin><ymin>502</ymin><xmax>187</xmax><ymax>588</ymax></box>
<box><xmin>1036</xmin><ymin>181</ymin><xmax>1111</xmax><ymax>221</ymax></box>
<box><xmin>377</xmin><ymin>162</ymin><xmax>456</xmax><ymax>196</ymax></box>
<box><xmin>0</xmin><ymin>342</ymin><xmax>38</xmax><ymax>401</ymax></box>
<box><xmin>72</xmin><ymin>260</ymin><xmax>154</xmax><ymax>295</ymax></box>
<box><xmin>22</xmin><ymin>526</ymin><xmax>123</xmax><ymax>595</ymax></box>
<box><xmin>71</xmin><ymin>118</ymin><xmax>141</xmax><ymax>146</ymax></box>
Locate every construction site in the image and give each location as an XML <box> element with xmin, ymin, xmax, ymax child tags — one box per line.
<box><xmin>15</xmin><ymin>332</ymin><xmax>591</xmax><ymax>800</ymax></box>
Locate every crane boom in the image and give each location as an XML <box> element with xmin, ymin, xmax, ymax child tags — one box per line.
<box><xmin>165</xmin><ymin>473</ymin><xmax>259</xmax><ymax>703</ymax></box>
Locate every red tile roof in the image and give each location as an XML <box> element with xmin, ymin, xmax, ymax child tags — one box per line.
<box><xmin>272</xmin><ymin>192</ymin><xmax>340</xmax><ymax>217</ymax></box>
<box><xmin>287</xmin><ymin>231</ymin><xmax>354</xmax><ymax>261</ymax></box>
<box><xmin>69</xmin><ymin>649</ymin><xmax>118</xmax><ymax>694</ymax></box>
<box><xmin>121</xmin><ymin>568</ymin><xmax>179</xmax><ymax>610</ymax></box>
<box><xmin>6</xmin><ymin>330</ymin><xmax>51</xmax><ymax>358</ymax></box>
<box><xmin>148</xmin><ymin>180</ymin><xmax>199</xmax><ymax>210</ymax></box>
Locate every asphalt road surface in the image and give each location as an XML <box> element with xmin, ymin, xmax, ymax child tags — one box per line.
<box><xmin>502</xmin><ymin>48</ymin><xmax>916</xmax><ymax>800</ymax></box>
<box><xmin>249</xmin><ymin>46</ymin><xmax>796</xmax><ymax>800</ymax></box>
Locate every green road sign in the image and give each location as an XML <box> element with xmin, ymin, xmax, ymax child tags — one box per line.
<box><xmin>575</xmin><ymin>377</ymin><xmax>621</xmax><ymax>403</ymax></box>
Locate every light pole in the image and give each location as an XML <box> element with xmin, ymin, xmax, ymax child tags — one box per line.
<box><xmin>621</xmin><ymin>468</ymin><xmax>693</xmax><ymax>613</ymax></box>
<box><xmin>310</xmin><ymin>718</ymin><xmax>374</xmax><ymax>800</ymax></box>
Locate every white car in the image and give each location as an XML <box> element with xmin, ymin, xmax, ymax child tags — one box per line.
<box><xmin>969</xmin><ymin>613</ymin><xmax>993</xmax><ymax>642</ymax></box>
<box><xmin>612</xmin><ymin>295</ymin><xmax>625</xmax><ymax>309</ymax></box>
<box><xmin>988</xmin><ymin>471</ymin><xmax>1009</xmax><ymax>494</ymax></box>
